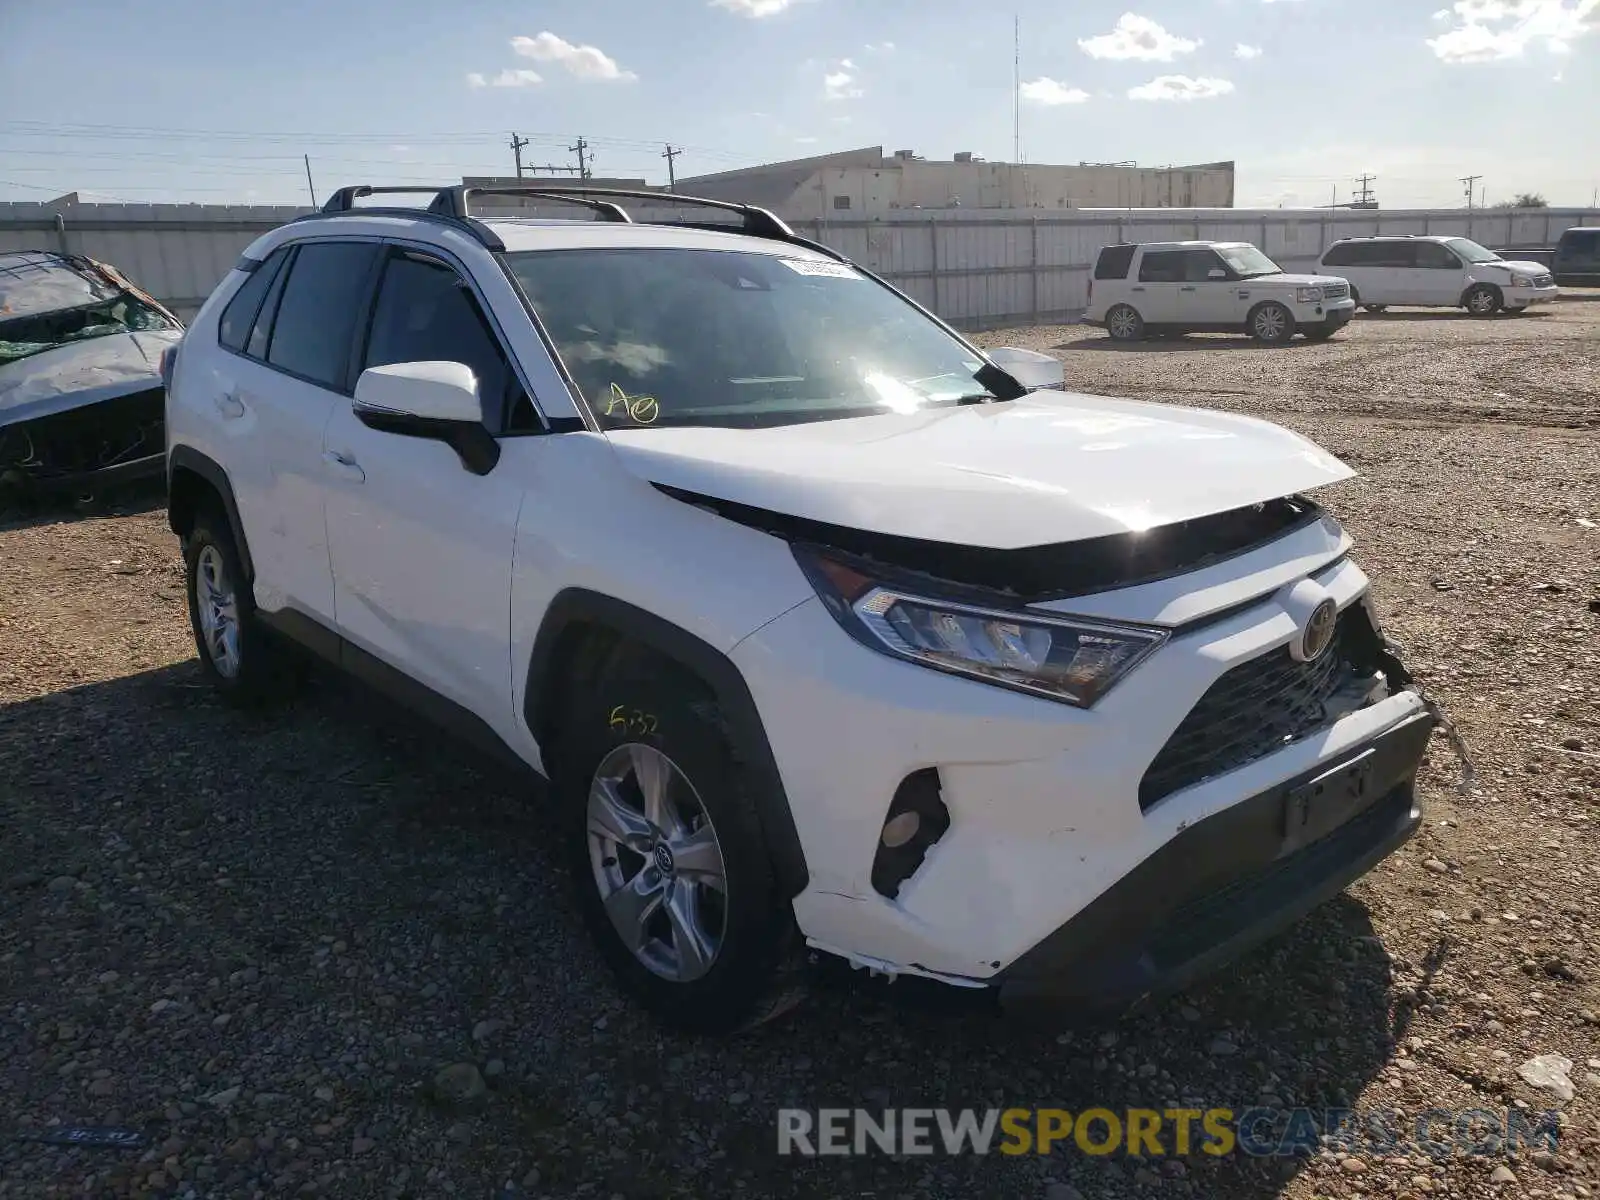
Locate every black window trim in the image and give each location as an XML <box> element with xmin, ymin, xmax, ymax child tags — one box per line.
<box><xmin>216</xmin><ymin>235</ymin><xmax>386</xmax><ymax>398</ymax></box>
<box><xmin>372</xmin><ymin>237</ymin><xmax>553</xmax><ymax>437</ymax></box>
<box><xmin>218</xmin><ymin>245</ymin><xmax>290</xmax><ymax>354</ymax></box>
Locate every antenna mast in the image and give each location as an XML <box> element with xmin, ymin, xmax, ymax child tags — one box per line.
<box><xmin>1013</xmin><ymin>15</ymin><xmax>1021</xmax><ymax>164</ymax></box>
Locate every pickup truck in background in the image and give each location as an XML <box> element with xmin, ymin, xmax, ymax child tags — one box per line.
<box><xmin>1492</xmin><ymin>227</ymin><xmax>1600</xmax><ymax>288</ymax></box>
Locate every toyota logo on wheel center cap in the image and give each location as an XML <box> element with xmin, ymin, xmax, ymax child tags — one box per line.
<box><xmin>653</xmin><ymin>843</ymin><xmax>675</xmax><ymax>875</ymax></box>
<box><xmin>1300</xmin><ymin>598</ymin><xmax>1339</xmax><ymax>662</ymax></box>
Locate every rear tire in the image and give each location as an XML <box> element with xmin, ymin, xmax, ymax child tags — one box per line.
<box><xmin>184</xmin><ymin>509</ymin><xmax>300</xmax><ymax>706</ymax></box>
<box><xmin>1248</xmin><ymin>301</ymin><xmax>1295</xmax><ymax>345</ymax></box>
<box><xmin>1362</xmin><ymin>304</ymin><xmax>1388</xmax><ymax>313</ymax></box>
<box><xmin>1105</xmin><ymin>304</ymin><xmax>1145</xmax><ymax>342</ymax></box>
<box><xmin>1464</xmin><ymin>283</ymin><xmax>1502</xmax><ymax>317</ymax></box>
<box><xmin>554</xmin><ymin>643</ymin><xmax>799</xmax><ymax>1034</ymax></box>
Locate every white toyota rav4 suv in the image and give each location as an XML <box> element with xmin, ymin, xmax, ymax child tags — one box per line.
<box><xmin>163</xmin><ymin>184</ymin><xmax>1447</xmax><ymax>1033</ymax></box>
<box><xmin>1085</xmin><ymin>241</ymin><xmax>1356</xmax><ymax>344</ymax></box>
<box><xmin>1316</xmin><ymin>235</ymin><xmax>1558</xmax><ymax>316</ymax></box>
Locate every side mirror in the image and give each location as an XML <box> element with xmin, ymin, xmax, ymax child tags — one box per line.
<box><xmin>353</xmin><ymin>361</ymin><xmax>500</xmax><ymax>476</ymax></box>
<box><xmin>984</xmin><ymin>346</ymin><xmax>1066</xmax><ymax>392</ymax></box>
<box><xmin>1207</xmin><ymin>268</ymin><xmax>1228</xmax><ymax>279</ymax></box>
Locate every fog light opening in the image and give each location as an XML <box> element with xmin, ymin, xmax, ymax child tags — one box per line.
<box><xmin>870</xmin><ymin>769</ymin><xmax>951</xmax><ymax>900</ymax></box>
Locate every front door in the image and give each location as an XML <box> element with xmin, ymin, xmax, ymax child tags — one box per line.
<box><xmin>1176</xmin><ymin>248</ymin><xmax>1249</xmax><ymax>327</ymax></box>
<box><xmin>322</xmin><ymin>246</ymin><xmax>527</xmax><ymax>731</ymax></box>
<box><xmin>1412</xmin><ymin>240</ymin><xmax>1468</xmax><ymax>305</ymax></box>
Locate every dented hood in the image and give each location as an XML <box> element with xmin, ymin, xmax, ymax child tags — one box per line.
<box><xmin>604</xmin><ymin>392</ymin><xmax>1354</xmax><ymax>549</ymax></box>
<box><xmin>0</xmin><ymin>330</ymin><xmax>180</xmax><ymax>426</ymax></box>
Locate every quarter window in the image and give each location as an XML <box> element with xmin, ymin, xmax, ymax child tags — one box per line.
<box><xmin>1094</xmin><ymin>244</ymin><xmax>1136</xmax><ymax>280</ymax></box>
<box><xmin>218</xmin><ymin>247</ymin><xmax>289</xmax><ymax>353</ymax></box>
<box><xmin>265</xmin><ymin>241</ymin><xmax>380</xmax><ymax>389</ymax></box>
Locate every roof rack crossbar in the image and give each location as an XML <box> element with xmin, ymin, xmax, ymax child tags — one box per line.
<box><xmin>433</xmin><ymin>184</ymin><xmax>801</xmax><ymax>244</ymax></box>
<box><xmin>432</xmin><ymin>186</ymin><xmax>632</xmax><ymax>224</ymax></box>
<box><xmin>322</xmin><ymin>186</ymin><xmax>443</xmax><ymax>214</ymax></box>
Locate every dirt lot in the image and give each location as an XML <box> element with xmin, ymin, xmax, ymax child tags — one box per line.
<box><xmin>2</xmin><ymin>301</ymin><xmax>1598</xmax><ymax>1200</ymax></box>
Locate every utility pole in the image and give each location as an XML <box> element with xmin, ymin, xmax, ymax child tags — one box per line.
<box><xmin>1353</xmin><ymin>173</ymin><xmax>1376</xmax><ymax>208</ymax></box>
<box><xmin>662</xmin><ymin>144</ymin><xmax>682</xmax><ymax>191</ymax></box>
<box><xmin>509</xmin><ymin>132</ymin><xmax>529</xmax><ymax>179</ymax></box>
<box><xmin>569</xmin><ymin>136</ymin><xmax>591</xmax><ymax>180</ymax></box>
<box><xmin>1012</xmin><ymin>14</ymin><xmax>1021</xmax><ymax>165</ymax></box>
<box><xmin>1460</xmin><ymin>174</ymin><xmax>1482</xmax><ymax>209</ymax></box>
<box><xmin>303</xmin><ymin>155</ymin><xmax>316</xmax><ymax>206</ymax></box>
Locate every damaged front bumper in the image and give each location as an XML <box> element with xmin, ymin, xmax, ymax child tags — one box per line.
<box><xmin>0</xmin><ymin>384</ymin><xmax>166</xmax><ymax>497</ymax></box>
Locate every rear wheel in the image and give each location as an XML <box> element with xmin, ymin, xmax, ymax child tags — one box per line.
<box><xmin>1248</xmin><ymin>302</ymin><xmax>1295</xmax><ymax>345</ymax></box>
<box><xmin>1105</xmin><ymin>304</ymin><xmax>1144</xmax><ymax>342</ymax></box>
<box><xmin>1362</xmin><ymin>303</ymin><xmax>1388</xmax><ymax>313</ymax></box>
<box><xmin>555</xmin><ymin>644</ymin><xmax>799</xmax><ymax>1033</ymax></box>
<box><xmin>1464</xmin><ymin>283</ymin><xmax>1502</xmax><ymax>317</ymax></box>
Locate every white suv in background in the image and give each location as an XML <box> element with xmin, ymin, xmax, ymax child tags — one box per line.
<box><xmin>1085</xmin><ymin>241</ymin><xmax>1356</xmax><ymax>344</ymax></box>
<box><xmin>163</xmin><ymin>184</ymin><xmax>1444</xmax><ymax>1033</ymax></box>
<box><xmin>1317</xmin><ymin>235</ymin><xmax>1558</xmax><ymax>316</ymax></box>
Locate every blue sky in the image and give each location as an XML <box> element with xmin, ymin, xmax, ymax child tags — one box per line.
<box><xmin>1</xmin><ymin>0</ymin><xmax>1595</xmax><ymax>209</ymax></box>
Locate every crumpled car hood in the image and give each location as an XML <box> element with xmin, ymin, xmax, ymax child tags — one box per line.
<box><xmin>605</xmin><ymin>391</ymin><xmax>1354</xmax><ymax>549</ymax></box>
<box><xmin>0</xmin><ymin>330</ymin><xmax>180</xmax><ymax>426</ymax></box>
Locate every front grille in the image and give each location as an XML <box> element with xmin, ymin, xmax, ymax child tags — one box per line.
<box><xmin>0</xmin><ymin>386</ymin><xmax>164</xmax><ymax>484</ymax></box>
<box><xmin>1138</xmin><ymin>609</ymin><xmax>1366</xmax><ymax>810</ymax></box>
<box><xmin>1534</xmin><ymin>273</ymin><xmax>1554</xmax><ymax>288</ymax></box>
<box><xmin>1322</xmin><ymin>282</ymin><xmax>1349</xmax><ymax>300</ymax></box>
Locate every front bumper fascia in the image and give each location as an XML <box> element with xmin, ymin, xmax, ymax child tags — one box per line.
<box><xmin>996</xmin><ymin>706</ymin><xmax>1435</xmax><ymax>1014</ymax></box>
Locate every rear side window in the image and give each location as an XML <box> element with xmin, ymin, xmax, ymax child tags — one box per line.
<box><xmin>1138</xmin><ymin>250</ymin><xmax>1186</xmax><ymax>283</ymax></box>
<box><xmin>1564</xmin><ymin>230</ymin><xmax>1600</xmax><ymax>251</ymax></box>
<box><xmin>1320</xmin><ymin>242</ymin><xmax>1357</xmax><ymax>267</ymax></box>
<box><xmin>362</xmin><ymin>252</ymin><xmax>516</xmax><ymax>421</ymax></box>
<box><xmin>265</xmin><ymin>241</ymin><xmax>380</xmax><ymax>389</ymax></box>
<box><xmin>218</xmin><ymin>248</ymin><xmax>288</xmax><ymax>352</ymax></box>
<box><xmin>1094</xmin><ymin>244</ymin><xmax>1136</xmax><ymax>280</ymax></box>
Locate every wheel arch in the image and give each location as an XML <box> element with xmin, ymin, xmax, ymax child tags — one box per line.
<box><xmin>167</xmin><ymin>446</ymin><xmax>254</xmax><ymax>583</ymax></box>
<box><xmin>524</xmin><ymin>588</ymin><xmax>810</xmax><ymax>900</ymax></box>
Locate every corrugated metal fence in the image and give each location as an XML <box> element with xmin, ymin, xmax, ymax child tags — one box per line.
<box><xmin>2</xmin><ymin>200</ymin><xmax>1595</xmax><ymax>329</ymax></box>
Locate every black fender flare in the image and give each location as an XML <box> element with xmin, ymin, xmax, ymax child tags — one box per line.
<box><xmin>167</xmin><ymin>445</ymin><xmax>254</xmax><ymax>583</ymax></box>
<box><xmin>524</xmin><ymin>588</ymin><xmax>810</xmax><ymax>900</ymax></box>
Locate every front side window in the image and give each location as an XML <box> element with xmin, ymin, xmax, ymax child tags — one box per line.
<box><xmin>1321</xmin><ymin>242</ymin><xmax>1357</xmax><ymax>267</ymax></box>
<box><xmin>362</xmin><ymin>252</ymin><xmax>515</xmax><ymax>420</ymax></box>
<box><xmin>505</xmin><ymin>248</ymin><xmax>997</xmax><ymax>430</ymax></box>
<box><xmin>265</xmin><ymin>241</ymin><xmax>379</xmax><ymax>389</ymax></box>
<box><xmin>1213</xmin><ymin>245</ymin><xmax>1281</xmax><ymax>278</ymax></box>
<box><xmin>1444</xmin><ymin>238</ymin><xmax>1499</xmax><ymax>264</ymax></box>
<box><xmin>1183</xmin><ymin>249</ymin><xmax>1230</xmax><ymax>281</ymax></box>
<box><xmin>1417</xmin><ymin>241</ymin><xmax>1465</xmax><ymax>269</ymax></box>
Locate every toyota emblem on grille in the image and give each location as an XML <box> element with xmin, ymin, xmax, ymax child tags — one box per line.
<box><xmin>1300</xmin><ymin>598</ymin><xmax>1338</xmax><ymax>662</ymax></box>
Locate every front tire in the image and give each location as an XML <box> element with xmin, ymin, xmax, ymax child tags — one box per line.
<box><xmin>184</xmin><ymin>510</ymin><xmax>298</xmax><ymax>706</ymax></box>
<box><xmin>1362</xmin><ymin>304</ymin><xmax>1388</xmax><ymax>313</ymax></box>
<box><xmin>1248</xmin><ymin>301</ymin><xmax>1295</xmax><ymax>345</ymax></box>
<box><xmin>1302</xmin><ymin>325</ymin><xmax>1338</xmax><ymax>341</ymax></box>
<box><xmin>555</xmin><ymin>644</ymin><xmax>798</xmax><ymax>1033</ymax></box>
<box><xmin>1105</xmin><ymin>304</ymin><xmax>1145</xmax><ymax>342</ymax></box>
<box><xmin>1464</xmin><ymin>283</ymin><xmax>1502</xmax><ymax>317</ymax></box>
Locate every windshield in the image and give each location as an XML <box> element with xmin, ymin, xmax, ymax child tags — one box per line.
<box><xmin>1446</xmin><ymin>238</ymin><xmax>1501</xmax><ymax>264</ymax></box>
<box><xmin>0</xmin><ymin>294</ymin><xmax>180</xmax><ymax>368</ymax></box>
<box><xmin>1215</xmin><ymin>245</ymin><xmax>1282</xmax><ymax>277</ymax></box>
<box><xmin>505</xmin><ymin>248</ymin><xmax>998</xmax><ymax>429</ymax></box>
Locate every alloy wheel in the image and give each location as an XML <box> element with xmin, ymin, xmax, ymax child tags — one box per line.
<box><xmin>1254</xmin><ymin>306</ymin><xmax>1288</xmax><ymax>341</ymax></box>
<box><xmin>586</xmin><ymin>743</ymin><xmax>729</xmax><ymax>983</ymax></box>
<box><xmin>1108</xmin><ymin>307</ymin><xmax>1139</xmax><ymax>339</ymax></box>
<box><xmin>195</xmin><ymin>544</ymin><xmax>241</xmax><ymax>679</ymax></box>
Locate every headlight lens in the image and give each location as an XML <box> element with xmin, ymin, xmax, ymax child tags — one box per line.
<box><xmin>1511</xmin><ymin>275</ymin><xmax>1533</xmax><ymax>288</ymax></box>
<box><xmin>795</xmin><ymin>549</ymin><xmax>1168</xmax><ymax>707</ymax></box>
<box><xmin>1296</xmin><ymin>286</ymin><xmax>1323</xmax><ymax>303</ymax></box>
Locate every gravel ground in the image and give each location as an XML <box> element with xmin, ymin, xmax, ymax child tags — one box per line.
<box><xmin>2</xmin><ymin>299</ymin><xmax>1598</xmax><ymax>1199</ymax></box>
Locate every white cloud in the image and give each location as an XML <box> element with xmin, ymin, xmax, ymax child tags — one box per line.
<box><xmin>1079</xmin><ymin>14</ymin><xmax>1200</xmax><ymax>60</ymax></box>
<box><xmin>390</xmin><ymin>145</ymin><xmax>412</xmax><ymax>153</ymax></box>
<box><xmin>823</xmin><ymin>59</ymin><xmax>863</xmax><ymax>100</ymax></box>
<box><xmin>1235</xmin><ymin>42</ymin><xmax>1264</xmax><ymax>58</ymax></box>
<box><xmin>864</xmin><ymin>41</ymin><xmax>896</xmax><ymax>52</ymax></box>
<box><xmin>467</xmin><ymin>68</ymin><xmax>543</xmax><ymax>88</ymax></box>
<box><xmin>1128</xmin><ymin>74</ymin><xmax>1236</xmax><ymax>100</ymax></box>
<box><xmin>795</xmin><ymin>136</ymin><xmax>820</xmax><ymax>144</ymax></box>
<box><xmin>711</xmin><ymin>0</ymin><xmax>801</xmax><ymax>15</ymax></box>
<box><xmin>1427</xmin><ymin>0</ymin><xmax>1598</xmax><ymax>61</ymax></box>
<box><xmin>1020</xmin><ymin>77</ymin><xmax>1092</xmax><ymax>105</ymax></box>
<box><xmin>511</xmin><ymin>32</ymin><xmax>636</xmax><ymax>81</ymax></box>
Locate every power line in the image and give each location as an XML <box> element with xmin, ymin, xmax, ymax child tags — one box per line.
<box><xmin>569</xmin><ymin>136</ymin><xmax>591</xmax><ymax>179</ymax></box>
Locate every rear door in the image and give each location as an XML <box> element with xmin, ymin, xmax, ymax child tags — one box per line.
<box><xmin>1363</xmin><ymin>240</ymin><xmax>1419</xmax><ymax>304</ymax></box>
<box><xmin>214</xmin><ymin>239</ymin><xmax>381</xmax><ymax>622</ymax></box>
<box><xmin>1133</xmin><ymin>250</ymin><xmax>1185</xmax><ymax>323</ymax></box>
<box><xmin>321</xmin><ymin>245</ymin><xmax>529</xmax><ymax>725</ymax></box>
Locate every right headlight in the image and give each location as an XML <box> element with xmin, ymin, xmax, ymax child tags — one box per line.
<box><xmin>794</xmin><ymin>547</ymin><xmax>1168</xmax><ymax>708</ymax></box>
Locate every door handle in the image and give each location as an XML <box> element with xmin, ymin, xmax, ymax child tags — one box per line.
<box><xmin>1180</xmin><ymin>286</ymin><xmax>1197</xmax><ymax>292</ymax></box>
<box><xmin>322</xmin><ymin>450</ymin><xmax>366</xmax><ymax>483</ymax></box>
<box><xmin>1131</xmin><ymin>286</ymin><xmax>1145</xmax><ymax>292</ymax></box>
<box><xmin>215</xmin><ymin>392</ymin><xmax>245</xmax><ymax>419</ymax></box>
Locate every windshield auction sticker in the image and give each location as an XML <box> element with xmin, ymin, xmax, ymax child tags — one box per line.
<box><xmin>779</xmin><ymin>259</ymin><xmax>862</xmax><ymax>279</ymax></box>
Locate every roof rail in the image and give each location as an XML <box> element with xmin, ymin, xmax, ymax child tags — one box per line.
<box><xmin>430</xmin><ymin>186</ymin><xmax>632</xmax><ymax>224</ymax></box>
<box><xmin>322</xmin><ymin>186</ymin><xmax>441</xmax><ymax>213</ymax></box>
<box><xmin>431</xmin><ymin>183</ymin><xmax>805</xmax><ymax>244</ymax></box>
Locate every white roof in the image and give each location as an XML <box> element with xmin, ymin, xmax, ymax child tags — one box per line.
<box><xmin>1134</xmin><ymin>240</ymin><xmax>1253</xmax><ymax>251</ymax></box>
